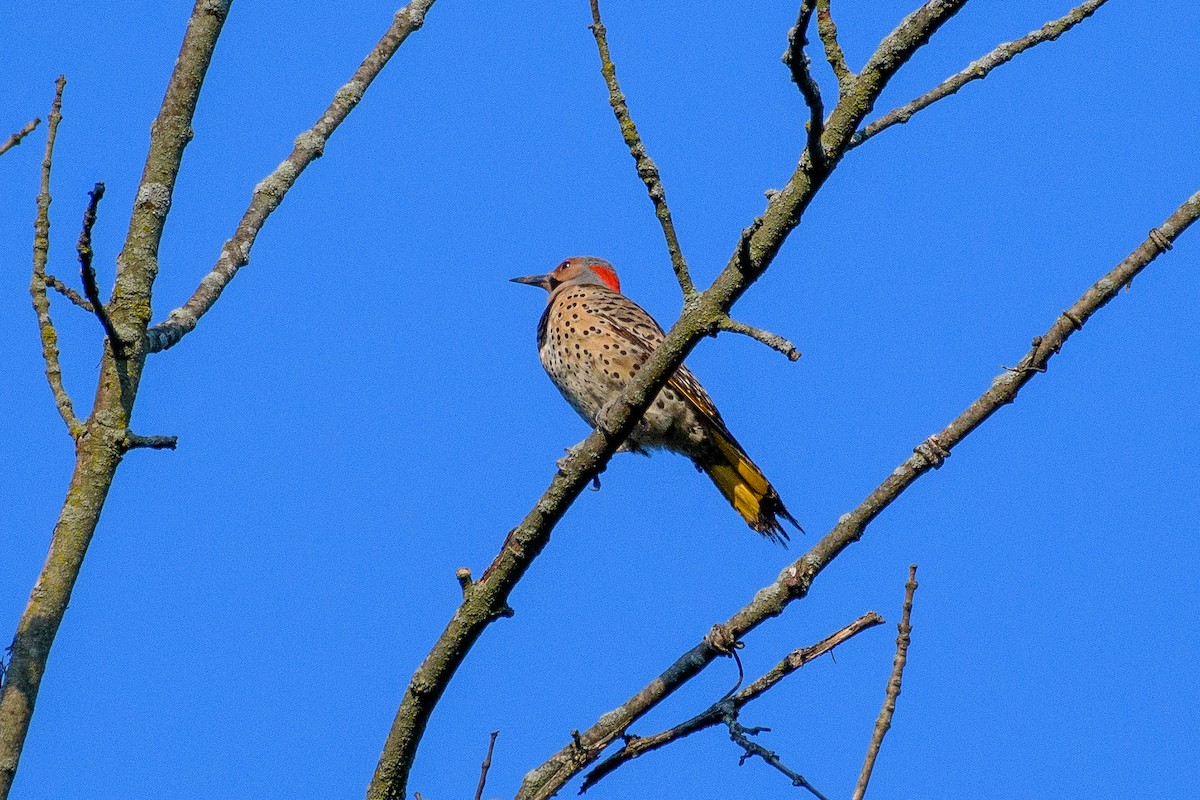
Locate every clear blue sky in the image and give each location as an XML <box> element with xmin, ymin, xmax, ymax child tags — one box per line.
<box><xmin>3</xmin><ymin>1</ymin><xmax>1198</xmax><ymax>798</ymax></box>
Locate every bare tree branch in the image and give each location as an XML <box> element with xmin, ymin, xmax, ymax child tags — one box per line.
<box><xmin>726</xmin><ymin>718</ymin><xmax>829</xmax><ymax>800</ymax></box>
<box><xmin>45</xmin><ymin>273</ymin><xmax>93</xmax><ymax>311</ymax></box>
<box><xmin>76</xmin><ymin>182</ymin><xmax>125</xmax><ymax>358</ymax></box>
<box><xmin>581</xmin><ymin>611</ymin><xmax>884</xmax><ymax>793</ymax></box>
<box><xmin>783</xmin><ymin>1</ymin><xmax>826</xmax><ymax>170</ymax></box>
<box><xmin>0</xmin><ymin>118</ymin><xmax>40</xmax><ymax>158</ymax></box>
<box><xmin>0</xmin><ymin>1</ymin><xmax>232</xmax><ymax>794</ymax></box>
<box><xmin>119</xmin><ymin>432</ymin><xmax>179</xmax><ymax>451</ymax></box>
<box><xmin>374</xmin><ymin>5</ymin><xmax>974</xmax><ymax>799</ymax></box>
<box><xmin>815</xmin><ymin>0</ymin><xmax>852</xmax><ymax>89</ymax></box>
<box><xmin>474</xmin><ymin>730</ymin><xmax>500</xmax><ymax>800</ymax></box>
<box><xmin>516</xmin><ymin>185</ymin><xmax>1199</xmax><ymax>799</ymax></box>
<box><xmin>27</xmin><ymin>75</ymin><xmax>82</xmax><ymax>439</ymax></box>
<box><xmin>144</xmin><ymin>0</ymin><xmax>440</xmax><ymax>353</ymax></box>
<box><xmin>850</xmin><ymin>0</ymin><xmax>1110</xmax><ymax>149</ymax></box>
<box><xmin>588</xmin><ymin>0</ymin><xmax>694</xmax><ymax>298</ymax></box>
<box><xmin>719</xmin><ymin>316</ymin><xmax>801</xmax><ymax>361</ymax></box>
<box><xmin>852</xmin><ymin>565</ymin><xmax>918</xmax><ymax>800</ymax></box>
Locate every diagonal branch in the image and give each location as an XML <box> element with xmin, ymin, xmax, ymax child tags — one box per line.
<box><xmin>581</xmin><ymin>611</ymin><xmax>884</xmax><ymax>793</ymax></box>
<box><xmin>45</xmin><ymin>273</ymin><xmax>94</xmax><ymax>311</ymax></box>
<box><xmin>28</xmin><ymin>75</ymin><xmax>82</xmax><ymax>439</ymax></box>
<box><xmin>850</xmin><ymin>0</ymin><xmax>1110</xmax><ymax>149</ymax></box>
<box><xmin>0</xmin><ymin>117</ymin><xmax>40</xmax><ymax>158</ymax></box>
<box><xmin>373</xmin><ymin>6</ymin><xmax>973</xmax><ymax>800</ymax></box>
<box><xmin>588</xmin><ymin>0</ymin><xmax>694</xmax><ymax>298</ymax></box>
<box><xmin>516</xmin><ymin>186</ymin><xmax>1199</xmax><ymax>799</ymax></box>
<box><xmin>852</xmin><ymin>565</ymin><xmax>918</xmax><ymax>800</ymax></box>
<box><xmin>144</xmin><ymin>0</ymin><xmax>440</xmax><ymax>353</ymax></box>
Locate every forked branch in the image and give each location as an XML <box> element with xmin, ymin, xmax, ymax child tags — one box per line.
<box><xmin>29</xmin><ymin>75</ymin><xmax>81</xmax><ymax>438</ymax></box>
<box><xmin>145</xmin><ymin>0</ymin><xmax>440</xmax><ymax>353</ymax></box>
<box><xmin>784</xmin><ymin>1</ymin><xmax>827</xmax><ymax>170</ymax></box>
<box><xmin>517</xmin><ymin>188</ymin><xmax>1199</xmax><ymax>799</ymax></box>
<box><xmin>373</xmin><ymin>5</ymin><xmax>974</xmax><ymax>799</ymax></box>
<box><xmin>850</xmin><ymin>0</ymin><xmax>1110</xmax><ymax>149</ymax></box>
<box><xmin>581</xmin><ymin>611</ymin><xmax>884</xmax><ymax>793</ymax></box>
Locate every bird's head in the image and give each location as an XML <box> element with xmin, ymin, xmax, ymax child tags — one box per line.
<box><xmin>511</xmin><ymin>256</ymin><xmax>621</xmax><ymax>295</ymax></box>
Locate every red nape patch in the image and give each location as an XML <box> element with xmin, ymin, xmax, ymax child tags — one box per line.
<box><xmin>591</xmin><ymin>265</ymin><xmax>621</xmax><ymax>293</ymax></box>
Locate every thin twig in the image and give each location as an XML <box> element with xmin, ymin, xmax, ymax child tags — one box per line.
<box><xmin>45</xmin><ymin>273</ymin><xmax>94</xmax><ymax>311</ymax></box>
<box><xmin>145</xmin><ymin>0</ymin><xmax>440</xmax><ymax>353</ymax></box>
<box><xmin>850</xmin><ymin>0</ymin><xmax>1110</xmax><ymax>149</ymax></box>
<box><xmin>77</xmin><ymin>182</ymin><xmax>124</xmax><ymax>357</ymax></box>
<box><xmin>783</xmin><ymin>1</ymin><xmax>827</xmax><ymax>170</ymax></box>
<box><xmin>474</xmin><ymin>730</ymin><xmax>500</xmax><ymax>800</ymax></box>
<box><xmin>815</xmin><ymin>0</ymin><xmax>853</xmax><ymax>88</ymax></box>
<box><xmin>588</xmin><ymin>0</ymin><xmax>694</xmax><ymax>298</ymax></box>
<box><xmin>727</xmin><ymin>717</ymin><xmax>829</xmax><ymax>800</ymax></box>
<box><xmin>581</xmin><ymin>611</ymin><xmax>884</xmax><ymax>793</ymax></box>
<box><xmin>852</xmin><ymin>565</ymin><xmax>918</xmax><ymax>800</ymax></box>
<box><xmin>0</xmin><ymin>117</ymin><xmax>41</xmax><ymax>158</ymax></box>
<box><xmin>519</xmin><ymin>184</ymin><xmax>1200</xmax><ymax>800</ymax></box>
<box><xmin>29</xmin><ymin>75</ymin><xmax>82</xmax><ymax>438</ymax></box>
<box><xmin>720</xmin><ymin>316</ymin><xmax>801</xmax><ymax>361</ymax></box>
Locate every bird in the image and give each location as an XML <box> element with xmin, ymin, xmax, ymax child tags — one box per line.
<box><xmin>511</xmin><ymin>256</ymin><xmax>799</xmax><ymax>544</ymax></box>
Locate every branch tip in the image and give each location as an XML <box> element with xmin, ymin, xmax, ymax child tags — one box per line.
<box><xmin>851</xmin><ymin>565</ymin><xmax>919</xmax><ymax>800</ymax></box>
<box><xmin>719</xmin><ymin>317</ymin><xmax>801</xmax><ymax>361</ymax></box>
<box><xmin>0</xmin><ymin>117</ymin><xmax>42</xmax><ymax>158</ymax></box>
<box><xmin>851</xmin><ymin>0</ymin><xmax>1111</xmax><ymax>149</ymax></box>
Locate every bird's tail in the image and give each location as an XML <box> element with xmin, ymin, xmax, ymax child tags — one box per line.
<box><xmin>701</xmin><ymin>425</ymin><xmax>800</xmax><ymax>545</ymax></box>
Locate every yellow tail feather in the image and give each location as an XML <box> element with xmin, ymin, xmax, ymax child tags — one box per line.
<box><xmin>702</xmin><ymin>426</ymin><xmax>797</xmax><ymax>544</ymax></box>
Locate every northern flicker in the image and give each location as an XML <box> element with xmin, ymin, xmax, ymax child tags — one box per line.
<box><xmin>512</xmin><ymin>256</ymin><xmax>799</xmax><ymax>544</ymax></box>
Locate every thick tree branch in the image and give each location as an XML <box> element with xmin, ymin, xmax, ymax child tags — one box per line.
<box><xmin>852</xmin><ymin>565</ymin><xmax>918</xmax><ymax>800</ymax></box>
<box><xmin>581</xmin><ymin>611</ymin><xmax>884</xmax><ymax>793</ymax></box>
<box><xmin>850</xmin><ymin>0</ymin><xmax>1109</xmax><ymax>149</ymax></box>
<box><xmin>144</xmin><ymin>0</ymin><xmax>440</xmax><ymax>353</ymax></box>
<box><xmin>517</xmin><ymin>187</ymin><xmax>1199</xmax><ymax>798</ymax></box>
<box><xmin>27</xmin><ymin>76</ymin><xmax>82</xmax><ymax>439</ymax></box>
<box><xmin>0</xmin><ymin>118</ymin><xmax>40</xmax><ymax>158</ymax></box>
<box><xmin>375</xmin><ymin>6</ymin><xmax>972</xmax><ymax>799</ymax></box>
<box><xmin>588</xmin><ymin>0</ymin><xmax>694</xmax><ymax>298</ymax></box>
<box><xmin>0</xmin><ymin>3</ymin><xmax>231</xmax><ymax>795</ymax></box>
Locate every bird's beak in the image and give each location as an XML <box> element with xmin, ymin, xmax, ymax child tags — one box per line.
<box><xmin>510</xmin><ymin>273</ymin><xmax>552</xmax><ymax>290</ymax></box>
